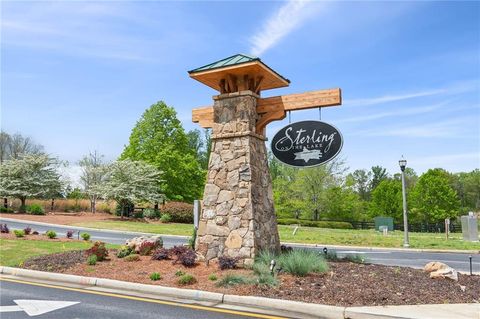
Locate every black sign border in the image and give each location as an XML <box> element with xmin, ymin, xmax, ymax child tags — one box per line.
<box><xmin>270</xmin><ymin>120</ymin><xmax>344</xmax><ymax>168</ymax></box>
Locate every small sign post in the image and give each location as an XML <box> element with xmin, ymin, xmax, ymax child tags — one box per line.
<box><xmin>445</xmin><ymin>218</ymin><xmax>450</xmax><ymax>240</ymax></box>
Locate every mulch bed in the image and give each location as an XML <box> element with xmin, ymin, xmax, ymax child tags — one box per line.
<box><xmin>19</xmin><ymin>248</ymin><xmax>480</xmax><ymax>307</ymax></box>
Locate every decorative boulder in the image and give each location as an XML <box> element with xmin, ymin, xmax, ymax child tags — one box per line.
<box><xmin>125</xmin><ymin>235</ymin><xmax>163</xmax><ymax>253</ymax></box>
<box><xmin>424</xmin><ymin>261</ymin><xmax>458</xmax><ymax>281</ymax></box>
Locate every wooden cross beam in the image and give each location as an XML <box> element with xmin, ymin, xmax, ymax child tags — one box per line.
<box><xmin>192</xmin><ymin>88</ymin><xmax>342</xmax><ymax>134</ymax></box>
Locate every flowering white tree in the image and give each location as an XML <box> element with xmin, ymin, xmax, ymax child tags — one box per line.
<box><xmin>0</xmin><ymin>154</ymin><xmax>63</xmax><ymax>211</ymax></box>
<box><xmin>79</xmin><ymin>151</ymin><xmax>108</xmax><ymax>214</ymax></box>
<box><xmin>99</xmin><ymin>160</ymin><xmax>164</xmax><ymax>218</ymax></box>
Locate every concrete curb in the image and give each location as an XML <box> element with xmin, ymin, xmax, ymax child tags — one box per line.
<box><xmin>0</xmin><ymin>266</ymin><xmax>344</xmax><ymax>318</ymax></box>
<box><xmin>2</xmin><ymin>217</ymin><xmax>478</xmax><ymax>254</ymax></box>
<box><xmin>283</xmin><ymin>242</ymin><xmax>480</xmax><ymax>254</ymax></box>
<box><xmin>0</xmin><ymin>217</ymin><xmax>189</xmax><ymax>239</ymax></box>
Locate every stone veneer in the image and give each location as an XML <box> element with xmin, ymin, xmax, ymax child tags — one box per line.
<box><xmin>195</xmin><ymin>90</ymin><xmax>280</xmax><ymax>266</ymax></box>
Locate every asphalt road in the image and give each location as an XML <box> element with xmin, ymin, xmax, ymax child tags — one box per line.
<box><xmin>2</xmin><ymin>218</ymin><xmax>479</xmax><ymax>273</ymax></box>
<box><xmin>0</xmin><ymin>279</ymin><xmax>279</xmax><ymax>319</ymax></box>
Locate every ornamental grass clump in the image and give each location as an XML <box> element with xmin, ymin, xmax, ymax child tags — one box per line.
<box><xmin>125</xmin><ymin>254</ymin><xmax>140</xmax><ymax>262</ymax></box>
<box><xmin>149</xmin><ymin>272</ymin><xmax>162</xmax><ymax>281</ymax></box>
<box><xmin>177</xmin><ymin>274</ymin><xmax>196</xmax><ymax>285</ymax></box>
<box><xmin>278</xmin><ymin>249</ymin><xmax>328</xmax><ymax>277</ymax></box>
<box><xmin>87</xmin><ymin>255</ymin><xmax>97</xmax><ymax>265</ymax></box>
<box><xmin>216</xmin><ymin>273</ymin><xmax>250</xmax><ymax>287</ymax></box>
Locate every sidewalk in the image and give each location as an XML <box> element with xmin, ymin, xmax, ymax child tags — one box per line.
<box><xmin>1</xmin><ymin>267</ymin><xmax>478</xmax><ymax>319</ymax></box>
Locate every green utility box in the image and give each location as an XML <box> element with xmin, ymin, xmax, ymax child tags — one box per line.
<box><xmin>374</xmin><ymin>216</ymin><xmax>394</xmax><ymax>231</ymax></box>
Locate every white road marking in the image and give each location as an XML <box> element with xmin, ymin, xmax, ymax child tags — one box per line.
<box><xmin>0</xmin><ymin>300</ymin><xmax>80</xmax><ymax>316</ymax></box>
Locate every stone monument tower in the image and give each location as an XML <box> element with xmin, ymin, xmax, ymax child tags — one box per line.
<box><xmin>189</xmin><ymin>54</ymin><xmax>289</xmax><ymax>266</ymax></box>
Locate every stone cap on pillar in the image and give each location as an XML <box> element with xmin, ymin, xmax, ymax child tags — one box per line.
<box><xmin>188</xmin><ymin>54</ymin><xmax>290</xmax><ymax>95</ymax></box>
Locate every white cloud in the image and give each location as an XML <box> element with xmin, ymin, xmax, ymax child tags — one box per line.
<box><xmin>249</xmin><ymin>0</ymin><xmax>324</xmax><ymax>56</ymax></box>
<box><xmin>344</xmin><ymin>80</ymin><xmax>478</xmax><ymax>108</ymax></box>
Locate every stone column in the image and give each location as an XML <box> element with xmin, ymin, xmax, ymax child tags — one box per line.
<box><xmin>195</xmin><ymin>90</ymin><xmax>280</xmax><ymax>266</ymax></box>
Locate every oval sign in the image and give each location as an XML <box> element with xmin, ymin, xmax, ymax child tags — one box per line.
<box><xmin>271</xmin><ymin>120</ymin><xmax>343</xmax><ymax>167</ymax></box>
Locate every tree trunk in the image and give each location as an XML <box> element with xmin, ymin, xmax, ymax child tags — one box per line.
<box><xmin>51</xmin><ymin>198</ymin><xmax>55</xmax><ymax>212</ymax></box>
<box><xmin>3</xmin><ymin>198</ymin><xmax>7</xmax><ymax>209</ymax></box>
<box><xmin>20</xmin><ymin>197</ymin><xmax>26</xmax><ymax>212</ymax></box>
<box><xmin>90</xmin><ymin>197</ymin><xmax>96</xmax><ymax>214</ymax></box>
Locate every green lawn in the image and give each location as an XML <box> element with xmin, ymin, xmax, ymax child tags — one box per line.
<box><xmin>72</xmin><ymin>220</ymin><xmax>480</xmax><ymax>251</ymax></box>
<box><xmin>0</xmin><ymin>239</ymin><xmax>119</xmax><ymax>267</ymax></box>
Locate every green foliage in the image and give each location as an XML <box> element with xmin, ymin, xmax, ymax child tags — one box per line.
<box><xmin>450</xmin><ymin>169</ymin><xmax>480</xmax><ymax>212</ymax></box>
<box><xmin>27</xmin><ymin>203</ymin><xmax>45</xmax><ymax>215</ymax></box>
<box><xmin>87</xmin><ymin>254</ymin><xmax>97</xmax><ymax>265</ymax></box>
<box><xmin>370</xmin><ymin>166</ymin><xmax>389</xmax><ymax>190</ymax></box>
<box><xmin>276</xmin><ymin>219</ymin><xmax>353</xmax><ymax>229</ymax></box>
<box><xmin>188</xmin><ymin>227</ymin><xmax>196</xmax><ymax>250</ymax></box>
<box><xmin>175</xmin><ymin>270</ymin><xmax>185</xmax><ymax>277</ymax></box>
<box><xmin>149</xmin><ymin>272</ymin><xmax>162</xmax><ymax>281</ymax></box>
<box><xmin>120</xmin><ymin>101</ymin><xmax>205</xmax><ymax>202</ymax></box>
<box><xmin>160</xmin><ymin>213</ymin><xmax>172</xmax><ymax>223</ymax></box>
<box><xmin>208</xmin><ymin>273</ymin><xmax>218</xmax><ymax>281</ymax></box>
<box><xmin>410</xmin><ymin>169</ymin><xmax>460</xmax><ymax>223</ymax></box>
<box><xmin>0</xmin><ymin>207</ymin><xmax>14</xmax><ymax>213</ymax></box>
<box><xmin>116</xmin><ymin>246</ymin><xmax>133</xmax><ymax>258</ymax></box>
<box><xmin>78</xmin><ymin>151</ymin><xmax>107</xmax><ymax>214</ymax></box>
<box><xmin>216</xmin><ymin>273</ymin><xmax>249</xmax><ymax>287</ymax></box>
<box><xmin>369</xmin><ymin>179</ymin><xmax>403</xmax><ymax>223</ymax></box>
<box><xmin>46</xmin><ymin>230</ymin><xmax>57</xmax><ymax>239</ymax></box>
<box><xmin>13</xmin><ymin>229</ymin><xmax>25</xmax><ymax>238</ymax></box>
<box><xmin>143</xmin><ymin>208</ymin><xmax>159</xmax><ymax>219</ymax></box>
<box><xmin>133</xmin><ymin>211</ymin><xmax>144</xmax><ymax>219</ymax></box>
<box><xmin>124</xmin><ymin>254</ymin><xmax>140</xmax><ymax>262</ymax></box>
<box><xmin>177</xmin><ymin>274</ymin><xmax>196</xmax><ymax>285</ymax></box>
<box><xmin>81</xmin><ymin>233</ymin><xmax>91</xmax><ymax>241</ymax></box>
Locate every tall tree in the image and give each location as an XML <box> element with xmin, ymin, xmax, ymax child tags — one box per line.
<box><xmin>0</xmin><ymin>154</ymin><xmax>63</xmax><ymax>211</ymax></box>
<box><xmin>79</xmin><ymin>151</ymin><xmax>108</xmax><ymax>214</ymax></box>
<box><xmin>349</xmin><ymin>169</ymin><xmax>372</xmax><ymax>200</ymax></box>
<box><xmin>370</xmin><ymin>165</ymin><xmax>389</xmax><ymax>190</ymax></box>
<box><xmin>369</xmin><ymin>179</ymin><xmax>403</xmax><ymax>223</ymax></box>
<box><xmin>410</xmin><ymin>168</ymin><xmax>460</xmax><ymax>223</ymax></box>
<box><xmin>121</xmin><ymin>101</ymin><xmax>204</xmax><ymax>202</ymax></box>
<box><xmin>186</xmin><ymin>128</ymin><xmax>211</xmax><ymax>170</ymax></box>
<box><xmin>99</xmin><ymin>160</ymin><xmax>165</xmax><ymax>218</ymax></box>
<box><xmin>7</xmin><ymin>133</ymin><xmax>44</xmax><ymax>159</ymax></box>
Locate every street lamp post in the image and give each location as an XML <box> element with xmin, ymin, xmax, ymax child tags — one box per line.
<box><xmin>399</xmin><ymin>157</ymin><xmax>409</xmax><ymax>247</ymax></box>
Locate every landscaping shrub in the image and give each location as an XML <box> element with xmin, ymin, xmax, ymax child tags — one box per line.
<box><xmin>343</xmin><ymin>254</ymin><xmax>366</xmax><ymax>264</ymax></box>
<box><xmin>151</xmin><ymin>248</ymin><xmax>170</xmax><ymax>260</ymax></box>
<box><xmin>177</xmin><ymin>274</ymin><xmax>196</xmax><ymax>285</ymax></box>
<box><xmin>160</xmin><ymin>201</ymin><xmax>193</xmax><ymax>223</ymax></box>
<box><xmin>138</xmin><ymin>241</ymin><xmax>158</xmax><ymax>256</ymax></box>
<box><xmin>81</xmin><ymin>233</ymin><xmax>91</xmax><ymax>241</ymax></box>
<box><xmin>66</xmin><ymin>230</ymin><xmax>74</xmax><ymax>239</ymax></box>
<box><xmin>143</xmin><ymin>208</ymin><xmax>159</xmax><ymax>219</ymax></box>
<box><xmin>0</xmin><ymin>224</ymin><xmax>9</xmax><ymax>233</ymax></box>
<box><xmin>216</xmin><ymin>274</ymin><xmax>249</xmax><ymax>287</ymax></box>
<box><xmin>278</xmin><ymin>249</ymin><xmax>328</xmax><ymax>277</ymax></box>
<box><xmin>46</xmin><ymin>230</ymin><xmax>57</xmax><ymax>239</ymax></box>
<box><xmin>32</xmin><ymin>231</ymin><xmax>39</xmax><ymax>235</ymax></box>
<box><xmin>14</xmin><ymin>229</ymin><xmax>25</xmax><ymax>238</ymax></box>
<box><xmin>255</xmin><ymin>250</ymin><xmax>277</xmax><ymax>266</ymax></box>
<box><xmin>124</xmin><ymin>254</ymin><xmax>140</xmax><ymax>262</ymax></box>
<box><xmin>85</xmin><ymin>241</ymin><xmax>108</xmax><ymax>261</ymax></box>
<box><xmin>27</xmin><ymin>204</ymin><xmax>45</xmax><ymax>215</ymax></box>
<box><xmin>87</xmin><ymin>255</ymin><xmax>97</xmax><ymax>265</ymax></box>
<box><xmin>116</xmin><ymin>246</ymin><xmax>133</xmax><ymax>258</ymax></box>
<box><xmin>0</xmin><ymin>207</ymin><xmax>14</xmax><ymax>213</ymax></box>
<box><xmin>23</xmin><ymin>227</ymin><xmax>32</xmax><ymax>235</ymax></box>
<box><xmin>175</xmin><ymin>270</ymin><xmax>185</xmax><ymax>277</ymax></box>
<box><xmin>133</xmin><ymin>211</ymin><xmax>144</xmax><ymax>219</ymax></box>
<box><xmin>218</xmin><ymin>256</ymin><xmax>237</xmax><ymax>270</ymax></box>
<box><xmin>208</xmin><ymin>274</ymin><xmax>218</xmax><ymax>281</ymax></box>
<box><xmin>255</xmin><ymin>273</ymin><xmax>278</xmax><ymax>287</ymax></box>
<box><xmin>19</xmin><ymin>205</ymin><xmax>28</xmax><ymax>213</ymax></box>
<box><xmin>276</xmin><ymin>219</ymin><xmax>353</xmax><ymax>229</ymax></box>
<box><xmin>170</xmin><ymin>245</ymin><xmax>188</xmax><ymax>256</ymax></box>
<box><xmin>188</xmin><ymin>227</ymin><xmax>196</xmax><ymax>249</ymax></box>
<box><xmin>149</xmin><ymin>272</ymin><xmax>162</xmax><ymax>281</ymax></box>
<box><xmin>178</xmin><ymin>250</ymin><xmax>196</xmax><ymax>267</ymax></box>
<box><xmin>160</xmin><ymin>213</ymin><xmax>172</xmax><ymax>223</ymax></box>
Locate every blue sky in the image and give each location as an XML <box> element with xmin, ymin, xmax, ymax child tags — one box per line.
<box><xmin>1</xmin><ymin>0</ymin><xmax>479</xmax><ymax>181</ymax></box>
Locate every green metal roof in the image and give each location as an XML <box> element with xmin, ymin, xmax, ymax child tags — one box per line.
<box><xmin>188</xmin><ymin>54</ymin><xmax>259</xmax><ymax>73</ymax></box>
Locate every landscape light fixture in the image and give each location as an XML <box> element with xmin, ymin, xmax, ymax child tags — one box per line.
<box><xmin>399</xmin><ymin>156</ymin><xmax>410</xmax><ymax>247</ymax></box>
